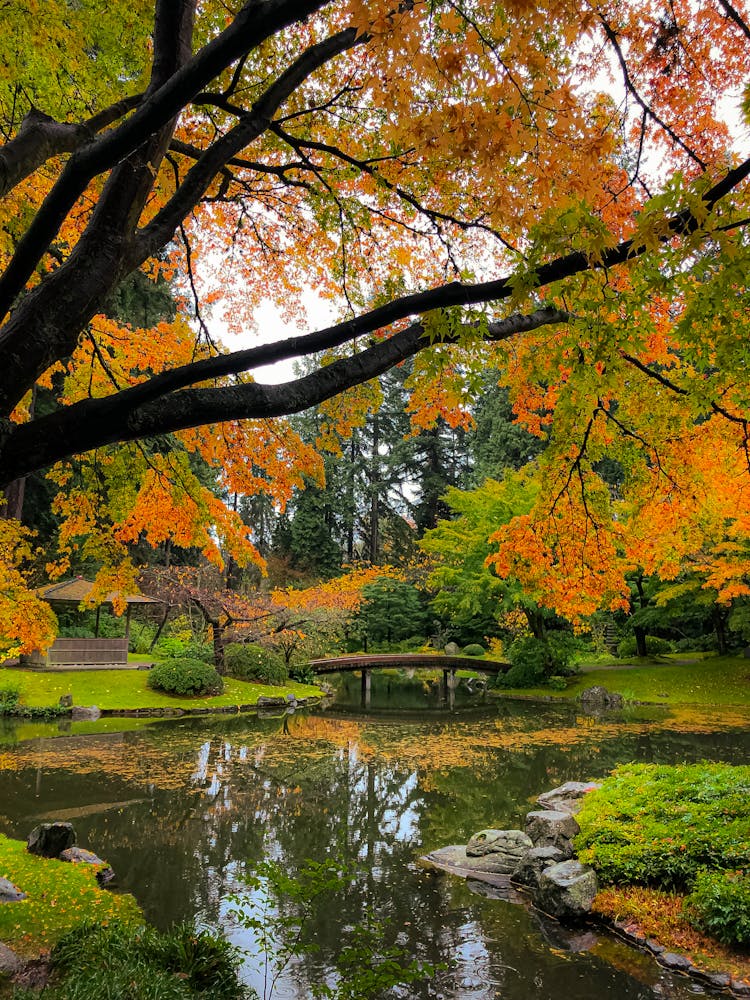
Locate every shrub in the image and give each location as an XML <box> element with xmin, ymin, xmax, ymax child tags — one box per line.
<box><xmin>575</xmin><ymin>763</ymin><xmax>750</xmax><ymax>890</ymax></box>
<box><xmin>223</xmin><ymin>643</ymin><xmax>288</xmax><ymax>686</ymax></box>
<box><xmin>49</xmin><ymin>920</ymin><xmax>247</xmax><ymax>1000</ymax></box>
<box><xmin>289</xmin><ymin>663</ymin><xmax>316</xmax><ymax>685</ymax></box>
<box><xmin>617</xmin><ymin>634</ymin><xmax>673</xmax><ymax>658</ymax></box>
<box><xmin>147</xmin><ymin>659</ymin><xmax>223</xmax><ymax>697</ymax></box>
<box><xmin>686</xmin><ymin>868</ymin><xmax>750</xmax><ymax>947</ymax></box>
<box><xmin>499</xmin><ymin>632</ymin><xmax>578</xmax><ymax>688</ymax></box>
<box><xmin>154</xmin><ymin>636</ymin><xmax>214</xmax><ymax>662</ymax></box>
<box><xmin>0</xmin><ymin>684</ymin><xmax>20</xmax><ymax>712</ymax></box>
<box><xmin>462</xmin><ymin>643</ymin><xmax>486</xmax><ymax>657</ymax></box>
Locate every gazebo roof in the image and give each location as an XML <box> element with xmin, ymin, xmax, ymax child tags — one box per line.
<box><xmin>37</xmin><ymin>576</ymin><xmax>162</xmax><ymax>606</ymax></box>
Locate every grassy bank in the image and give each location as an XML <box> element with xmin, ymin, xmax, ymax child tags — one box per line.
<box><xmin>494</xmin><ymin>654</ymin><xmax>750</xmax><ymax>707</ymax></box>
<box><xmin>0</xmin><ymin>834</ymin><xmax>141</xmax><ymax>957</ymax></box>
<box><xmin>0</xmin><ymin>668</ymin><xmax>322</xmax><ymax>714</ymax></box>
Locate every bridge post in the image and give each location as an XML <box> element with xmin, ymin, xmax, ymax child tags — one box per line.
<box><xmin>361</xmin><ymin>667</ymin><xmax>371</xmax><ymax>708</ymax></box>
<box><xmin>442</xmin><ymin>668</ymin><xmax>456</xmax><ymax>703</ymax></box>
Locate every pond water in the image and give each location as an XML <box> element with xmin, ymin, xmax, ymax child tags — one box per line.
<box><xmin>1</xmin><ymin>684</ymin><xmax>749</xmax><ymax>999</ymax></box>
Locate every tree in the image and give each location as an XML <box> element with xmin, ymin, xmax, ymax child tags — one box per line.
<box><xmin>3</xmin><ymin>1</ymin><xmax>750</xmax><ymax>651</ymax></box>
<box><xmin>420</xmin><ymin>475</ymin><xmax>552</xmax><ymax>643</ymax></box>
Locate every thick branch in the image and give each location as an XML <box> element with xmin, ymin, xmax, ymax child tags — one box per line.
<box><xmin>0</xmin><ymin>0</ymin><xmax>333</xmax><ymax>323</ymax></box>
<box><xmin>0</xmin><ymin>94</ymin><xmax>144</xmax><ymax>200</ymax></box>
<box><xmin>0</xmin><ymin>308</ymin><xmax>568</xmax><ymax>484</ymax></box>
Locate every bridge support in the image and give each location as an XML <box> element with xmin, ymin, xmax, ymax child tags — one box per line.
<box><xmin>361</xmin><ymin>667</ymin><xmax>371</xmax><ymax>708</ymax></box>
<box><xmin>442</xmin><ymin>668</ymin><xmax>456</xmax><ymax>709</ymax></box>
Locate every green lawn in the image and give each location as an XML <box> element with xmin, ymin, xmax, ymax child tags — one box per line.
<box><xmin>0</xmin><ymin>667</ymin><xmax>322</xmax><ymax>713</ymax></box>
<box><xmin>0</xmin><ymin>833</ymin><xmax>142</xmax><ymax>956</ymax></box>
<box><xmin>494</xmin><ymin>655</ymin><xmax>750</xmax><ymax>707</ymax></box>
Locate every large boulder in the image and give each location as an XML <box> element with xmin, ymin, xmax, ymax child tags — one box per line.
<box><xmin>511</xmin><ymin>846</ymin><xmax>566</xmax><ymax>890</ymax></box>
<box><xmin>466</xmin><ymin>829</ymin><xmax>532</xmax><ymax>861</ymax></box>
<box><xmin>71</xmin><ymin>705</ymin><xmax>101</xmax><ymax>721</ymax></box>
<box><xmin>424</xmin><ymin>844</ymin><xmax>520</xmax><ymax>876</ymax></box>
<box><xmin>27</xmin><ymin>822</ymin><xmax>75</xmax><ymax>858</ymax></box>
<box><xmin>536</xmin><ymin>781</ymin><xmax>601</xmax><ymax>816</ymax></box>
<box><xmin>0</xmin><ymin>877</ymin><xmax>26</xmax><ymax>903</ymax></box>
<box><xmin>579</xmin><ymin>686</ymin><xmax>624</xmax><ymax>711</ymax></box>
<box><xmin>444</xmin><ymin>641</ymin><xmax>461</xmax><ymax>656</ymax></box>
<box><xmin>525</xmin><ymin>810</ymin><xmax>579</xmax><ymax>856</ymax></box>
<box><xmin>533</xmin><ymin>859</ymin><xmax>598</xmax><ymax>920</ymax></box>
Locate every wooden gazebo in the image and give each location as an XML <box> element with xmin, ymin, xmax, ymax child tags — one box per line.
<box><xmin>22</xmin><ymin>577</ymin><xmax>163</xmax><ymax>669</ymax></box>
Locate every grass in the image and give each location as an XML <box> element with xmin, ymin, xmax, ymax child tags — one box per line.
<box><xmin>0</xmin><ymin>668</ymin><xmax>322</xmax><ymax>713</ymax></box>
<box><xmin>491</xmin><ymin>654</ymin><xmax>750</xmax><ymax>707</ymax></box>
<box><xmin>0</xmin><ymin>833</ymin><xmax>142</xmax><ymax>957</ymax></box>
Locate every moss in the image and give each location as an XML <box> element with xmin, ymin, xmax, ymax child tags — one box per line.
<box><xmin>0</xmin><ymin>834</ymin><xmax>142</xmax><ymax>958</ymax></box>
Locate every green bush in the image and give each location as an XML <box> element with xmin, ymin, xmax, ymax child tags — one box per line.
<box><xmin>462</xmin><ymin>643</ymin><xmax>486</xmax><ymax>657</ymax></box>
<box><xmin>498</xmin><ymin>632</ymin><xmax>578</xmax><ymax>688</ymax></box>
<box><xmin>147</xmin><ymin>659</ymin><xmax>223</xmax><ymax>697</ymax></box>
<box><xmin>576</xmin><ymin>763</ymin><xmax>750</xmax><ymax>890</ymax></box>
<box><xmin>45</xmin><ymin>919</ymin><xmax>248</xmax><ymax>1000</ymax></box>
<box><xmin>617</xmin><ymin>634</ymin><xmax>673</xmax><ymax>657</ymax></box>
<box><xmin>289</xmin><ymin>663</ymin><xmax>316</xmax><ymax>685</ymax></box>
<box><xmin>686</xmin><ymin>868</ymin><xmax>750</xmax><ymax>947</ymax></box>
<box><xmin>223</xmin><ymin>643</ymin><xmax>288</xmax><ymax>686</ymax></box>
<box><xmin>154</xmin><ymin>636</ymin><xmax>214</xmax><ymax>663</ymax></box>
<box><xmin>0</xmin><ymin>684</ymin><xmax>20</xmax><ymax>712</ymax></box>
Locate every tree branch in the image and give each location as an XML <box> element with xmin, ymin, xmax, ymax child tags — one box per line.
<box><xmin>0</xmin><ymin>0</ymin><xmax>334</xmax><ymax>324</ymax></box>
<box><xmin>0</xmin><ymin>94</ymin><xmax>144</xmax><ymax>200</ymax></box>
<box><xmin>0</xmin><ymin>308</ymin><xmax>569</xmax><ymax>484</ymax></box>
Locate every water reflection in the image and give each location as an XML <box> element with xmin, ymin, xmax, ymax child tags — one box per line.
<box><xmin>0</xmin><ymin>699</ymin><xmax>748</xmax><ymax>999</ymax></box>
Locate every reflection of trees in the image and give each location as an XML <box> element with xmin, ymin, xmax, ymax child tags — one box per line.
<box><xmin>0</xmin><ymin>707</ymin><xmax>748</xmax><ymax>998</ymax></box>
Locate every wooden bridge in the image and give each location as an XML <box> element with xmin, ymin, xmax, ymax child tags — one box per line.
<box><xmin>307</xmin><ymin>653</ymin><xmax>510</xmax><ymax>707</ymax></box>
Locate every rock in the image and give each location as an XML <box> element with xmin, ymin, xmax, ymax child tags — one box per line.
<box><xmin>444</xmin><ymin>641</ymin><xmax>461</xmax><ymax>656</ymax></box>
<box><xmin>424</xmin><ymin>844</ymin><xmax>520</xmax><ymax>876</ymax></box>
<box><xmin>58</xmin><ymin>694</ymin><xmax>73</xmax><ymax>708</ymax></box>
<box><xmin>536</xmin><ymin>781</ymin><xmax>601</xmax><ymax>815</ymax></box>
<box><xmin>730</xmin><ymin>981</ymin><xmax>750</xmax><ymax>996</ymax></box>
<box><xmin>580</xmin><ymin>686</ymin><xmax>624</xmax><ymax>711</ymax></box>
<box><xmin>525</xmin><ymin>810</ymin><xmax>579</xmax><ymax>856</ymax></box>
<box><xmin>466</xmin><ymin>829</ymin><xmax>532</xmax><ymax>859</ymax></box>
<box><xmin>27</xmin><ymin>822</ymin><xmax>75</xmax><ymax>857</ymax></box>
<box><xmin>59</xmin><ymin>847</ymin><xmax>115</xmax><ymax>885</ymax></box>
<box><xmin>0</xmin><ymin>876</ymin><xmax>26</xmax><ymax>903</ymax></box>
<box><xmin>285</xmin><ymin>693</ymin><xmax>297</xmax><ymax>704</ymax></box>
<box><xmin>256</xmin><ymin>695</ymin><xmax>286</xmax><ymax>707</ymax></box>
<box><xmin>59</xmin><ymin>846</ymin><xmax>103</xmax><ymax>865</ymax></box>
<box><xmin>0</xmin><ymin>942</ymin><xmax>22</xmax><ymax>976</ymax></box>
<box><xmin>703</xmin><ymin>971</ymin><xmax>732</xmax><ymax>988</ymax></box>
<box><xmin>658</xmin><ymin>952</ymin><xmax>692</xmax><ymax>972</ymax></box>
<box><xmin>533</xmin><ymin>860</ymin><xmax>598</xmax><ymax>920</ymax></box>
<box><xmin>71</xmin><ymin>705</ymin><xmax>101</xmax><ymax>721</ymax></box>
<box><xmin>511</xmin><ymin>846</ymin><xmax>565</xmax><ymax>889</ymax></box>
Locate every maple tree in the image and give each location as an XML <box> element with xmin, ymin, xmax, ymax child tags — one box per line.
<box><xmin>2</xmin><ymin>0</ymin><xmax>750</xmax><ymax>654</ymax></box>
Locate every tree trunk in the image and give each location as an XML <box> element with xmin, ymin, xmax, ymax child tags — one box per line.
<box><xmin>712</xmin><ymin>606</ymin><xmax>729</xmax><ymax>655</ymax></box>
<box><xmin>212</xmin><ymin>620</ymin><xmax>226</xmax><ymax>673</ymax></box>
<box><xmin>634</xmin><ymin>625</ymin><xmax>648</xmax><ymax>657</ymax></box>
<box><xmin>369</xmin><ymin>413</ymin><xmax>380</xmax><ymax>563</ymax></box>
<box><xmin>0</xmin><ymin>476</ymin><xmax>26</xmax><ymax>520</ymax></box>
<box><xmin>524</xmin><ymin>606</ymin><xmax>547</xmax><ymax>641</ymax></box>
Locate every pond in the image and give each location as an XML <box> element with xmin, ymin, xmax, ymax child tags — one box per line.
<box><xmin>1</xmin><ymin>688</ymin><xmax>749</xmax><ymax>999</ymax></box>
